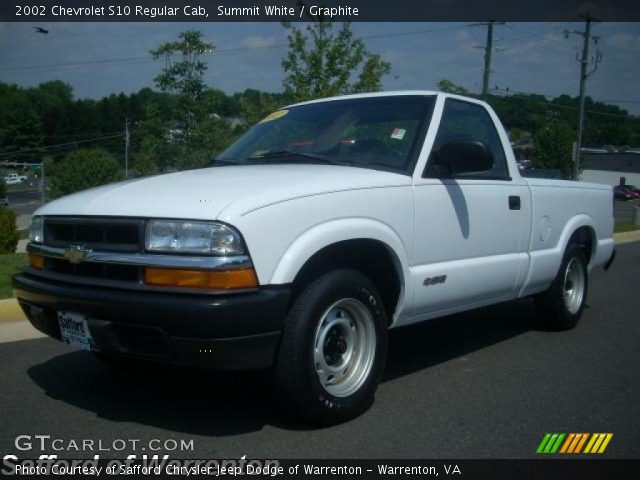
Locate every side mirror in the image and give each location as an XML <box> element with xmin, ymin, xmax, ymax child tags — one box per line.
<box><xmin>431</xmin><ymin>140</ymin><xmax>494</xmax><ymax>176</ymax></box>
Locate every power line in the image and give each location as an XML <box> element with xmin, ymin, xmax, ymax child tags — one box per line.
<box><xmin>489</xmin><ymin>89</ymin><xmax>638</xmax><ymax>120</ymax></box>
<box><xmin>0</xmin><ymin>132</ymin><xmax>137</xmax><ymax>157</ymax></box>
<box><xmin>501</xmin><ymin>23</ymin><xmax>572</xmax><ymax>55</ymax></box>
<box><xmin>597</xmin><ymin>99</ymin><xmax>640</xmax><ymax>104</ymax></box>
<box><xmin>0</xmin><ymin>25</ymin><xmax>469</xmax><ymax>75</ymax></box>
<box><xmin>0</xmin><ymin>56</ymin><xmax>151</xmax><ymax>73</ymax></box>
<box><xmin>39</xmin><ymin>130</ymin><xmax>129</xmax><ymax>139</ymax></box>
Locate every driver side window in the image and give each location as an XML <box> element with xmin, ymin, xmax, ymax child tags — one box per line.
<box><xmin>424</xmin><ymin>99</ymin><xmax>510</xmax><ymax>180</ymax></box>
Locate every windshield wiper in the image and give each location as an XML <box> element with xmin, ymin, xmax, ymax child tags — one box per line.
<box><xmin>207</xmin><ymin>157</ymin><xmax>237</xmax><ymax>167</ymax></box>
<box><xmin>247</xmin><ymin>150</ymin><xmax>348</xmax><ymax>166</ymax></box>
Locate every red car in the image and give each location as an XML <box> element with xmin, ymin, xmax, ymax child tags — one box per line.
<box><xmin>623</xmin><ymin>184</ymin><xmax>640</xmax><ymax>195</ymax></box>
<box><xmin>614</xmin><ymin>185</ymin><xmax>640</xmax><ymax>200</ymax></box>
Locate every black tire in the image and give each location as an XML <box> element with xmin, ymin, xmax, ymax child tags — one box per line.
<box><xmin>535</xmin><ymin>243</ymin><xmax>588</xmax><ymax>330</ymax></box>
<box><xmin>275</xmin><ymin>269</ymin><xmax>388</xmax><ymax>425</ymax></box>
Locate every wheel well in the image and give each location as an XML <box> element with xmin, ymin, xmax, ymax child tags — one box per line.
<box><xmin>289</xmin><ymin>239</ymin><xmax>402</xmax><ymax>324</ymax></box>
<box><xmin>569</xmin><ymin>226</ymin><xmax>595</xmax><ymax>264</ymax></box>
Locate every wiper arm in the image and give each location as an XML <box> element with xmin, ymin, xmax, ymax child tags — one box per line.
<box><xmin>247</xmin><ymin>149</ymin><xmax>347</xmax><ymax>166</ymax></box>
<box><xmin>207</xmin><ymin>157</ymin><xmax>237</xmax><ymax>167</ymax></box>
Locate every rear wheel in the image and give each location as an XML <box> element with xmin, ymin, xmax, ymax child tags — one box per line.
<box><xmin>275</xmin><ymin>269</ymin><xmax>388</xmax><ymax>425</ymax></box>
<box><xmin>535</xmin><ymin>243</ymin><xmax>588</xmax><ymax>330</ymax></box>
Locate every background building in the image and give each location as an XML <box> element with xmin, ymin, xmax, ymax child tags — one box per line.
<box><xmin>580</xmin><ymin>152</ymin><xmax>640</xmax><ymax>186</ymax></box>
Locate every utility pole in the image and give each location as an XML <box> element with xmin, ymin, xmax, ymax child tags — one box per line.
<box><xmin>565</xmin><ymin>14</ymin><xmax>602</xmax><ymax>180</ymax></box>
<box><xmin>473</xmin><ymin>20</ymin><xmax>505</xmax><ymax>99</ymax></box>
<box><xmin>124</xmin><ymin>118</ymin><xmax>129</xmax><ymax>178</ymax></box>
<box><xmin>41</xmin><ymin>160</ymin><xmax>45</xmax><ymax>204</ymax></box>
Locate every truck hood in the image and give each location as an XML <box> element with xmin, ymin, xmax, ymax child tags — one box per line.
<box><xmin>37</xmin><ymin>164</ymin><xmax>411</xmax><ymax>220</ymax></box>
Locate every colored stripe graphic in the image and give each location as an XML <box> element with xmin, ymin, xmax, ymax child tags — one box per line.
<box><xmin>560</xmin><ymin>434</ymin><xmax>575</xmax><ymax>454</ymax></box>
<box><xmin>537</xmin><ymin>433</ymin><xmax>565</xmax><ymax>454</ymax></box>
<box><xmin>550</xmin><ymin>433</ymin><xmax>565</xmax><ymax>453</ymax></box>
<box><xmin>536</xmin><ymin>434</ymin><xmax>552</xmax><ymax>454</ymax></box>
<box><xmin>537</xmin><ymin>433</ymin><xmax>613</xmax><ymax>454</ymax></box>
<box><xmin>598</xmin><ymin>434</ymin><xmax>613</xmax><ymax>453</ymax></box>
<box><xmin>584</xmin><ymin>434</ymin><xmax>598</xmax><ymax>453</ymax></box>
<box><xmin>544</xmin><ymin>434</ymin><xmax>559</xmax><ymax>453</ymax></box>
<box><xmin>584</xmin><ymin>433</ymin><xmax>614</xmax><ymax>454</ymax></box>
<box><xmin>574</xmin><ymin>433</ymin><xmax>589</xmax><ymax>453</ymax></box>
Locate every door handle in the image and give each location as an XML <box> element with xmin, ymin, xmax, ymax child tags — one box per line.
<box><xmin>509</xmin><ymin>195</ymin><xmax>521</xmax><ymax>210</ymax></box>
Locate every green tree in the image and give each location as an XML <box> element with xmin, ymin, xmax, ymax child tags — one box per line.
<box><xmin>237</xmin><ymin>89</ymin><xmax>285</xmax><ymax>125</ymax></box>
<box><xmin>136</xmin><ymin>101</ymin><xmax>173</xmax><ymax>172</ymax></box>
<box><xmin>282</xmin><ymin>19</ymin><xmax>391</xmax><ymax>102</ymax></box>
<box><xmin>533</xmin><ymin>123</ymin><xmax>575</xmax><ymax>178</ymax></box>
<box><xmin>146</xmin><ymin>30</ymin><xmax>230</xmax><ymax>171</ymax></box>
<box><xmin>0</xmin><ymin>206</ymin><xmax>18</xmax><ymax>254</ymax></box>
<box><xmin>437</xmin><ymin>79</ymin><xmax>470</xmax><ymax>95</ymax></box>
<box><xmin>150</xmin><ymin>30</ymin><xmax>213</xmax><ymax>136</ymax></box>
<box><xmin>0</xmin><ymin>87</ymin><xmax>42</xmax><ymax>162</ymax></box>
<box><xmin>131</xmin><ymin>151</ymin><xmax>158</xmax><ymax>177</ymax></box>
<box><xmin>49</xmin><ymin>148</ymin><xmax>124</xmax><ymax>199</ymax></box>
<box><xmin>151</xmin><ymin>30</ymin><xmax>214</xmax><ymax>100</ymax></box>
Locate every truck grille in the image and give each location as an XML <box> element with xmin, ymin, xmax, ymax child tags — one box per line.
<box><xmin>44</xmin><ymin>258</ymin><xmax>140</xmax><ymax>282</ymax></box>
<box><xmin>44</xmin><ymin>217</ymin><xmax>144</xmax><ymax>253</ymax></box>
<box><xmin>40</xmin><ymin>217</ymin><xmax>145</xmax><ymax>285</ymax></box>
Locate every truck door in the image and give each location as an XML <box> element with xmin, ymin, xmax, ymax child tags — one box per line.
<box><xmin>410</xmin><ymin>98</ymin><xmax>529</xmax><ymax>318</ymax></box>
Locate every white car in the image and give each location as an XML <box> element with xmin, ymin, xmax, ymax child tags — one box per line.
<box><xmin>14</xmin><ymin>91</ymin><xmax>615</xmax><ymax>424</ymax></box>
<box><xmin>3</xmin><ymin>173</ymin><xmax>27</xmax><ymax>185</ymax></box>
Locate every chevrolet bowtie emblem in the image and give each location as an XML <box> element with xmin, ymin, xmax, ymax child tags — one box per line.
<box><xmin>64</xmin><ymin>245</ymin><xmax>91</xmax><ymax>264</ymax></box>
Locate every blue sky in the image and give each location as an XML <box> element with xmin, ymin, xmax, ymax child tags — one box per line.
<box><xmin>0</xmin><ymin>22</ymin><xmax>639</xmax><ymax>114</ymax></box>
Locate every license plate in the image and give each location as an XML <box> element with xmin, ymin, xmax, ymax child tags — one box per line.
<box><xmin>57</xmin><ymin>311</ymin><xmax>94</xmax><ymax>351</ymax></box>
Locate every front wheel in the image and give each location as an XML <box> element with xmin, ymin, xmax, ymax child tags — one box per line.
<box><xmin>535</xmin><ymin>243</ymin><xmax>588</xmax><ymax>330</ymax></box>
<box><xmin>275</xmin><ymin>269</ymin><xmax>388</xmax><ymax>425</ymax></box>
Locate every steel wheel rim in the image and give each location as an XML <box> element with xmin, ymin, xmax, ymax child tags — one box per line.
<box><xmin>313</xmin><ymin>298</ymin><xmax>377</xmax><ymax>398</ymax></box>
<box><xmin>563</xmin><ymin>257</ymin><xmax>585</xmax><ymax>314</ymax></box>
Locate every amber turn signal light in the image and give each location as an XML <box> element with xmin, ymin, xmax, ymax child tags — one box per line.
<box><xmin>144</xmin><ymin>267</ymin><xmax>258</xmax><ymax>290</ymax></box>
<box><xmin>28</xmin><ymin>253</ymin><xmax>44</xmax><ymax>269</ymax></box>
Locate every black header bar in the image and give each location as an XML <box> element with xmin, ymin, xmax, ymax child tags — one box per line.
<box><xmin>2</xmin><ymin>0</ymin><xmax>640</xmax><ymax>22</ymax></box>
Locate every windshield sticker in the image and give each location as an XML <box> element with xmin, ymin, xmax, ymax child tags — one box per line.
<box><xmin>391</xmin><ymin>128</ymin><xmax>406</xmax><ymax>140</ymax></box>
<box><xmin>259</xmin><ymin>110</ymin><xmax>289</xmax><ymax>124</ymax></box>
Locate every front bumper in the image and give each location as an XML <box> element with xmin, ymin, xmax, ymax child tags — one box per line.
<box><xmin>13</xmin><ymin>272</ymin><xmax>290</xmax><ymax>370</ymax></box>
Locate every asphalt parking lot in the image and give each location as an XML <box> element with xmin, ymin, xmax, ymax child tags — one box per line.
<box><xmin>0</xmin><ymin>242</ymin><xmax>639</xmax><ymax>460</ymax></box>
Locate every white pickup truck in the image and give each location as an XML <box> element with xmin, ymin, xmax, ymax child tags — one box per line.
<box><xmin>3</xmin><ymin>172</ymin><xmax>27</xmax><ymax>185</ymax></box>
<box><xmin>14</xmin><ymin>91</ymin><xmax>615</xmax><ymax>424</ymax></box>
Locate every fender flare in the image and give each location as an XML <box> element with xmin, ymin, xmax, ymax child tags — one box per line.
<box><xmin>269</xmin><ymin>218</ymin><xmax>413</xmax><ymax>320</ymax></box>
<box><xmin>555</xmin><ymin>214</ymin><xmax>598</xmax><ymax>264</ymax></box>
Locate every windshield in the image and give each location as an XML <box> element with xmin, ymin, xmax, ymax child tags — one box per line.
<box><xmin>218</xmin><ymin>95</ymin><xmax>436</xmax><ymax>174</ymax></box>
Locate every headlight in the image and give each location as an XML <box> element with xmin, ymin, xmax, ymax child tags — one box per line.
<box><xmin>145</xmin><ymin>220</ymin><xmax>245</xmax><ymax>255</ymax></box>
<box><xmin>29</xmin><ymin>217</ymin><xmax>44</xmax><ymax>243</ymax></box>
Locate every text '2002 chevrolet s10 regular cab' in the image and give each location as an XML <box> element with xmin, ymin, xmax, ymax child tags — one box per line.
<box><xmin>14</xmin><ymin>91</ymin><xmax>615</xmax><ymax>424</ymax></box>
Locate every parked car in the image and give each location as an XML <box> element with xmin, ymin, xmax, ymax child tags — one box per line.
<box><xmin>14</xmin><ymin>91</ymin><xmax>615</xmax><ymax>424</ymax></box>
<box><xmin>614</xmin><ymin>185</ymin><xmax>640</xmax><ymax>200</ymax></box>
<box><xmin>3</xmin><ymin>173</ymin><xmax>27</xmax><ymax>185</ymax></box>
<box><xmin>0</xmin><ymin>195</ymin><xmax>8</xmax><ymax>207</ymax></box>
<box><xmin>622</xmin><ymin>184</ymin><xmax>640</xmax><ymax>195</ymax></box>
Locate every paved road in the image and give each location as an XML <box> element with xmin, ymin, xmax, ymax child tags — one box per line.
<box><xmin>6</xmin><ymin>186</ymin><xmax>42</xmax><ymax>216</ymax></box>
<box><xmin>0</xmin><ymin>243</ymin><xmax>639</xmax><ymax>460</ymax></box>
